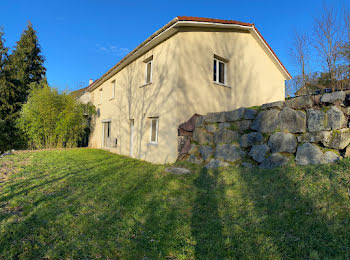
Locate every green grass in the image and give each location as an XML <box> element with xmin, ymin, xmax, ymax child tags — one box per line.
<box><xmin>1</xmin><ymin>149</ymin><xmax>350</xmax><ymax>259</ymax></box>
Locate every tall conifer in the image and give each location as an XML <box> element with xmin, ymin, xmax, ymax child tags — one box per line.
<box><xmin>0</xmin><ymin>22</ymin><xmax>47</xmax><ymax>151</ymax></box>
<box><xmin>8</xmin><ymin>21</ymin><xmax>46</xmax><ymax>103</ymax></box>
<box><xmin>0</xmin><ymin>28</ymin><xmax>18</xmax><ymax>151</ymax></box>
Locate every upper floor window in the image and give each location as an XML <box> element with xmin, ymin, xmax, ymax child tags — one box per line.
<box><xmin>213</xmin><ymin>56</ymin><xmax>227</xmax><ymax>85</ymax></box>
<box><xmin>149</xmin><ymin>117</ymin><xmax>159</xmax><ymax>144</ymax></box>
<box><xmin>111</xmin><ymin>80</ymin><xmax>116</xmax><ymax>99</ymax></box>
<box><xmin>144</xmin><ymin>56</ymin><xmax>153</xmax><ymax>84</ymax></box>
<box><xmin>99</xmin><ymin>88</ymin><xmax>102</xmax><ymax>104</ymax></box>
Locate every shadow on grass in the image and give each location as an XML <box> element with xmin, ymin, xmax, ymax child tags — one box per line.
<box><xmin>1</xmin><ymin>149</ymin><xmax>350</xmax><ymax>259</ymax></box>
<box><xmin>232</xmin><ymin>164</ymin><xmax>350</xmax><ymax>258</ymax></box>
<box><xmin>191</xmin><ymin>167</ymin><xmax>226</xmax><ymax>258</ymax></box>
<box><xmin>0</xmin><ymin>149</ymin><xmax>196</xmax><ymax>259</ymax></box>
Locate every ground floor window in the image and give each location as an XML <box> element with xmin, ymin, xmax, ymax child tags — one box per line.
<box><xmin>102</xmin><ymin>121</ymin><xmax>111</xmax><ymax>147</ymax></box>
<box><xmin>149</xmin><ymin>117</ymin><xmax>159</xmax><ymax>144</ymax></box>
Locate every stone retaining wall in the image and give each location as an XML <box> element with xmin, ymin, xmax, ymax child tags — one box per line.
<box><xmin>180</xmin><ymin>91</ymin><xmax>350</xmax><ymax>169</ymax></box>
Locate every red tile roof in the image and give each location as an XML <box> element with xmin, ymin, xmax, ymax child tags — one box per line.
<box><xmin>70</xmin><ymin>86</ymin><xmax>89</xmax><ymax>98</ymax></box>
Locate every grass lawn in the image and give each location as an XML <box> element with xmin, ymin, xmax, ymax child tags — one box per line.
<box><xmin>0</xmin><ymin>148</ymin><xmax>350</xmax><ymax>259</ymax></box>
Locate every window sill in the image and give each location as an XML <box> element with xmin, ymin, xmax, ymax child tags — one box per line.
<box><xmin>213</xmin><ymin>82</ymin><xmax>231</xmax><ymax>88</ymax></box>
<box><xmin>140</xmin><ymin>82</ymin><xmax>152</xmax><ymax>88</ymax></box>
<box><xmin>147</xmin><ymin>142</ymin><xmax>158</xmax><ymax>146</ymax></box>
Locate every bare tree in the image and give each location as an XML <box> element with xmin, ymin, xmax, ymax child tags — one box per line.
<box><xmin>343</xmin><ymin>7</ymin><xmax>350</xmax><ymax>84</ymax></box>
<box><xmin>289</xmin><ymin>30</ymin><xmax>311</xmax><ymax>95</ymax></box>
<box><xmin>313</xmin><ymin>3</ymin><xmax>342</xmax><ymax>91</ymax></box>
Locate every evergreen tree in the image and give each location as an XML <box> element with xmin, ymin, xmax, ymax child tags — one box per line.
<box><xmin>0</xmin><ymin>28</ymin><xmax>22</xmax><ymax>151</ymax></box>
<box><xmin>8</xmin><ymin>21</ymin><xmax>46</xmax><ymax>104</ymax></box>
<box><xmin>0</xmin><ymin>22</ymin><xmax>47</xmax><ymax>151</ymax></box>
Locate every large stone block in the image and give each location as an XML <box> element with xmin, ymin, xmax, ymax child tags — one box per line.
<box><xmin>241</xmin><ymin>162</ymin><xmax>255</xmax><ymax>168</ymax></box>
<box><xmin>315</xmin><ymin>131</ymin><xmax>332</xmax><ymax>144</ymax></box>
<box><xmin>260</xmin><ymin>153</ymin><xmax>289</xmax><ymax>169</ymax></box>
<box><xmin>225</xmin><ymin>107</ymin><xmax>245</xmax><ymax>122</ymax></box>
<box><xmin>326</xmin><ymin>106</ymin><xmax>345</xmax><ymax>130</ymax></box>
<box><xmin>268</xmin><ymin>132</ymin><xmax>297</xmax><ymax>153</ymax></box>
<box><xmin>244</xmin><ymin>109</ymin><xmax>257</xmax><ymax>120</ymax></box>
<box><xmin>240</xmin><ymin>132</ymin><xmax>264</xmax><ymax>148</ymax></box>
<box><xmin>307</xmin><ymin>109</ymin><xmax>330</xmax><ymax>132</ymax></box>
<box><xmin>279</xmin><ymin>107</ymin><xmax>306</xmax><ymax>133</ymax></box>
<box><xmin>213</xmin><ymin>129</ymin><xmax>239</xmax><ymax>144</ymax></box>
<box><xmin>261</xmin><ymin>101</ymin><xmax>284</xmax><ymax>110</ymax></box>
<box><xmin>345</xmin><ymin>146</ymin><xmax>350</xmax><ymax>158</ymax></box>
<box><xmin>205</xmin><ymin>159</ymin><xmax>230</xmax><ymax>169</ymax></box>
<box><xmin>187</xmin><ymin>154</ymin><xmax>203</xmax><ymax>164</ymax></box>
<box><xmin>297</xmin><ymin>132</ymin><xmax>316</xmax><ymax>143</ymax></box>
<box><xmin>199</xmin><ymin>145</ymin><xmax>213</xmax><ymax>160</ymax></box>
<box><xmin>218</xmin><ymin>122</ymin><xmax>231</xmax><ymax>130</ymax></box>
<box><xmin>165</xmin><ymin>167</ymin><xmax>191</xmax><ymax>174</ymax></box>
<box><xmin>322</xmin><ymin>129</ymin><xmax>350</xmax><ymax>150</ymax></box>
<box><xmin>232</xmin><ymin>120</ymin><xmax>251</xmax><ymax>132</ymax></box>
<box><xmin>297</xmin><ymin>131</ymin><xmax>332</xmax><ymax>144</ymax></box>
<box><xmin>204</xmin><ymin>112</ymin><xmax>226</xmax><ymax>123</ymax></box>
<box><xmin>249</xmin><ymin>144</ymin><xmax>270</xmax><ymax>163</ymax></box>
<box><xmin>323</xmin><ymin>151</ymin><xmax>340</xmax><ymax>164</ymax></box>
<box><xmin>193</xmin><ymin>128</ymin><xmax>213</xmax><ymax>145</ymax></box>
<box><xmin>321</xmin><ymin>91</ymin><xmax>346</xmax><ymax>103</ymax></box>
<box><xmin>205</xmin><ymin>124</ymin><xmax>217</xmax><ymax>133</ymax></box>
<box><xmin>285</xmin><ymin>95</ymin><xmax>313</xmax><ymax>109</ymax></box>
<box><xmin>195</xmin><ymin>116</ymin><xmax>205</xmax><ymax>127</ymax></box>
<box><xmin>250</xmin><ymin>109</ymin><xmax>280</xmax><ymax>133</ymax></box>
<box><xmin>214</xmin><ymin>144</ymin><xmax>245</xmax><ymax>162</ymax></box>
<box><xmin>295</xmin><ymin>143</ymin><xmax>324</xmax><ymax>165</ymax></box>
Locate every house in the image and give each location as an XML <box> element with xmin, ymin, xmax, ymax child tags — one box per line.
<box><xmin>86</xmin><ymin>16</ymin><xmax>291</xmax><ymax>164</ymax></box>
<box><xmin>70</xmin><ymin>81</ymin><xmax>92</xmax><ymax>104</ymax></box>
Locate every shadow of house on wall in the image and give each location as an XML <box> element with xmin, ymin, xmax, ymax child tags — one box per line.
<box><xmin>177</xmin><ymin>27</ymin><xmax>260</xmax><ymax>160</ymax></box>
<box><xmin>110</xmin><ymin>25</ymin><xmax>277</xmax><ymax>163</ymax></box>
<box><xmin>113</xmin><ymin>40</ymin><xmax>177</xmax><ymax>163</ymax></box>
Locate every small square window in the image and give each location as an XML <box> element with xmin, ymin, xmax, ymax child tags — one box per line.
<box><xmin>213</xmin><ymin>58</ymin><xmax>226</xmax><ymax>85</ymax></box>
<box><xmin>149</xmin><ymin>117</ymin><xmax>159</xmax><ymax>143</ymax></box>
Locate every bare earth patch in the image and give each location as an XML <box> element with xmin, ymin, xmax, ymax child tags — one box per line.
<box><xmin>0</xmin><ymin>153</ymin><xmax>30</xmax><ymax>184</ymax></box>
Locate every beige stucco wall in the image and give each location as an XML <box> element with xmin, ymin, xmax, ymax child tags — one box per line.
<box><xmin>89</xmin><ymin>27</ymin><xmax>287</xmax><ymax>164</ymax></box>
<box><xmin>174</xmin><ymin>27</ymin><xmax>286</xmax><ymax>125</ymax></box>
<box><xmin>89</xmin><ymin>33</ymin><xmax>180</xmax><ymax>164</ymax></box>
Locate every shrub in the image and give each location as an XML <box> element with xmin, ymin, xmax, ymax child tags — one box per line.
<box><xmin>18</xmin><ymin>82</ymin><xmax>95</xmax><ymax>149</ymax></box>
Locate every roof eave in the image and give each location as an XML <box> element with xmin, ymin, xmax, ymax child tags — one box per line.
<box><xmin>88</xmin><ymin>17</ymin><xmax>291</xmax><ymax>92</ymax></box>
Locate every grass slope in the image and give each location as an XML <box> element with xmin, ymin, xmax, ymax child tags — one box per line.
<box><xmin>0</xmin><ymin>149</ymin><xmax>350</xmax><ymax>259</ymax></box>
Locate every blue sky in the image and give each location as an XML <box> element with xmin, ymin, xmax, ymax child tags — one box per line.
<box><xmin>1</xmin><ymin>0</ymin><xmax>349</xmax><ymax>91</ymax></box>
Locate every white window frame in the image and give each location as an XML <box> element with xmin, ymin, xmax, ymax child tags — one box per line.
<box><xmin>101</xmin><ymin>119</ymin><xmax>111</xmax><ymax>148</ymax></box>
<box><xmin>149</xmin><ymin>117</ymin><xmax>159</xmax><ymax>144</ymax></box>
<box><xmin>99</xmin><ymin>88</ymin><xmax>103</xmax><ymax>104</ymax></box>
<box><xmin>111</xmin><ymin>80</ymin><xmax>116</xmax><ymax>99</ymax></box>
<box><xmin>213</xmin><ymin>58</ymin><xmax>227</xmax><ymax>85</ymax></box>
<box><xmin>145</xmin><ymin>60</ymin><xmax>153</xmax><ymax>84</ymax></box>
